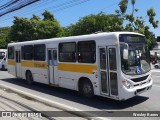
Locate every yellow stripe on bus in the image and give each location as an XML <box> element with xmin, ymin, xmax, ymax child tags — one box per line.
<box><xmin>21</xmin><ymin>61</ymin><xmax>48</xmax><ymax>69</ymax></box>
<box><xmin>8</xmin><ymin>59</ymin><xmax>15</xmax><ymax>65</ymax></box>
<box><xmin>58</xmin><ymin>63</ymin><xmax>97</xmax><ymax>74</ymax></box>
<box><xmin>8</xmin><ymin>60</ymin><xmax>97</xmax><ymax>74</ymax></box>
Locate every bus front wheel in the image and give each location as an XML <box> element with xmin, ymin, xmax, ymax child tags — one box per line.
<box><xmin>80</xmin><ymin>79</ymin><xmax>94</xmax><ymax>98</ymax></box>
<box><xmin>26</xmin><ymin>71</ymin><xmax>33</xmax><ymax>84</ymax></box>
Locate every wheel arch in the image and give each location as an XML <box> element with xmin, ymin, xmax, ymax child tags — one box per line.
<box><xmin>25</xmin><ymin>70</ymin><xmax>34</xmax><ymax>82</ymax></box>
<box><xmin>78</xmin><ymin>77</ymin><xmax>94</xmax><ymax>94</ymax></box>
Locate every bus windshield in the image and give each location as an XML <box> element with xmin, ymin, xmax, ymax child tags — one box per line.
<box><xmin>120</xmin><ymin>34</ymin><xmax>150</xmax><ymax>75</ymax></box>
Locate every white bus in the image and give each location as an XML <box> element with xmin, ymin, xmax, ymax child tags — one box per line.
<box><xmin>7</xmin><ymin>32</ymin><xmax>152</xmax><ymax>100</ymax></box>
<box><xmin>0</xmin><ymin>49</ymin><xmax>7</xmax><ymax>70</ymax></box>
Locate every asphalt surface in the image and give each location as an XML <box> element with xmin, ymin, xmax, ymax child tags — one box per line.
<box><xmin>0</xmin><ymin>70</ymin><xmax>160</xmax><ymax>120</ymax></box>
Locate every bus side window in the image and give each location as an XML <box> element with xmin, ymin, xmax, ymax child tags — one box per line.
<box><xmin>109</xmin><ymin>48</ymin><xmax>117</xmax><ymax>70</ymax></box>
<box><xmin>78</xmin><ymin>40</ymin><xmax>96</xmax><ymax>63</ymax></box>
<box><xmin>59</xmin><ymin>42</ymin><xmax>76</xmax><ymax>62</ymax></box>
<box><xmin>23</xmin><ymin>45</ymin><xmax>34</xmax><ymax>60</ymax></box>
<box><xmin>53</xmin><ymin>50</ymin><xmax>58</xmax><ymax>66</ymax></box>
<box><xmin>8</xmin><ymin>47</ymin><xmax>14</xmax><ymax>59</ymax></box>
<box><xmin>34</xmin><ymin>44</ymin><xmax>46</xmax><ymax>61</ymax></box>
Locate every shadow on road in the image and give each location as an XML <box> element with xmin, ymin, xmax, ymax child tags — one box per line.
<box><xmin>0</xmin><ymin>78</ymin><xmax>149</xmax><ymax>110</ymax></box>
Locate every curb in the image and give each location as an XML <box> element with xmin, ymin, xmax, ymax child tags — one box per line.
<box><xmin>0</xmin><ymin>83</ymin><xmax>108</xmax><ymax>120</ymax></box>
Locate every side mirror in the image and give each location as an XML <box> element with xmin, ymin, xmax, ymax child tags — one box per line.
<box><xmin>123</xmin><ymin>49</ymin><xmax>128</xmax><ymax>60</ymax></box>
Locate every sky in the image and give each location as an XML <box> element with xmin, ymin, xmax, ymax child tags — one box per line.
<box><xmin>0</xmin><ymin>0</ymin><xmax>160</xmax><ymax>37</ymax></box>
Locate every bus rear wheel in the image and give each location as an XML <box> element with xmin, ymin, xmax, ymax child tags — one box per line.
<box><xmin>26</xmin><ymin>71</ymin><xmax>33</xmax><ymax>84</ymax></box>
<box><xmin>80</xmin><ymin>79</ymin><xmax>94</xmax><ymax>98</ymax></box>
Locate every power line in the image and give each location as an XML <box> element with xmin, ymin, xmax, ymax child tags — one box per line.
<box><xmin>0</xmin><ymin>0</ymin><xmax>19</xmax><ymax>10</ymax></box>
<box><xmin>51</xmin><ymin>0</ymin><xmax>91</xmax><ymax>13</ymax></box>
<box><xmin>0</xmin><ymin>0</ymin><xmax>91</xmax><ymax>23</ymax></box>
<box><xmin>0</xmin><ymin>0</ymin><xmax>40</xmax><ymax>16</ymax></box>
<box><xmin>0</xmin><ymin>0</ymin><xmax>53</xmax><ymax>19</ymax></box>
<box><xmin>10</xmin><ymin>0</ymin><xmax>82</xmax><ymax>17</ymax></box>
<box><xmin>95</xmin><ymin>1</ymin><xmax>119</xmax><ymax>13</ymax></box>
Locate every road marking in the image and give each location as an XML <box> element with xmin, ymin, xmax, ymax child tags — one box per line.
<box><xmin>153</xmin><ymin>85</ymin><xmax>160</xmax><ymax>88</ymax></box>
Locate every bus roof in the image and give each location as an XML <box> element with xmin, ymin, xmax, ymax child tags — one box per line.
<box><xmin>8</xmin><ymin>32</ymin><xmax>144</xmax><ymax>46</ymax></box>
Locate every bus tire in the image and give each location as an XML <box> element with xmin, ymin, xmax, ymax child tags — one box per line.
<box><xmin>79</xmin><ymin>78</ymin><xmax>94</xmax><ymax>98</ymax></box>
<box><xmin>2</xmin><ymin>65</ymin><xmax>5</xmax><ymax>70</ymax></box>
<box><xmin>26</xmin><ymin>71</ymin><xmax>33</xmax><ymax>84</ymax></box>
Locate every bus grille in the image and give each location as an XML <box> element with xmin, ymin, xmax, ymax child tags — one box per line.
<box><xmin>137</xmin><ymin>88</ymin><xmax>146</xmax><ymax>93</ymax></box>
<box><xmin>131</xmin><ymin>75</ymin><xmax>149</xmax><ymax>82</ymax></box>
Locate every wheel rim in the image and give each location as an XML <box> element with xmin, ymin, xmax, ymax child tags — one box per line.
<box><xmin>83</xmin><ymin>83</ymin><xmax>92</xmax><ymax>95</ymax></box>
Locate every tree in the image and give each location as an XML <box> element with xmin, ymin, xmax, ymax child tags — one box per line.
<box><xmin>31</xmin><ymin>14</ymin><xmax>41</xmax><ymax>21</ymax></box>
<box><xmin>66</xmin><ymin>13</ymin><xmax>123</xmax><ymax>36</ymax></box>
<box><xmin>42</xmin><ymin>10</ymin><xmax>55</xmax><ymax>21</ymax></box>
<box><xmin>9</xmin><ymin>11</ymin><xmax>62</xmax><ymax>42</ymax></box>
<box><xmin>116</xmin><ymin>0</ymin><xmax>159</xmax><ymax>49</ymax></box>
<box><xmin>36</xmin><ymin>19</ymin><xmax>62</xmax><ymax>39</ymax></box>
<box><xmin>10</xmin><ymin>17</ymin><xmax>37</xmax><ymax>42</ymax></box>
<box><xmin>0</xmin><ymin>27</ymin><xmax>10</xmax><ymax>48</ymax></box>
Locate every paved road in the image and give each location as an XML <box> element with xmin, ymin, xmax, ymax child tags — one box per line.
<box><xmin>0</xmin><ymin>71</ymin><xmax>87</xmax><ymax>120</ymax></box>
<box><xmin>0</xmin><ymin>85</ymin><xmax>86</xmax><ymax>120</ymax></box>
<box><xmin>0</xmin><ymin>71</ymin><xmax>160</xmax><ymax>120</ymax></box>
<box><xmin>0</xmin><ymin>95</ymin><xmax>48</xmax><ymax>120</ymax></box>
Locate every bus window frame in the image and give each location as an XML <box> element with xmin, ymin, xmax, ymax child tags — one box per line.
<box><xmin>59</xmin><ymin>42</ymin><xmax>76</xmax><ymax>62</ymax></box>
<box><xmin>77</xmin><ymin>40</ymin><xmax>96</xmax><ymax>64</ymax></box>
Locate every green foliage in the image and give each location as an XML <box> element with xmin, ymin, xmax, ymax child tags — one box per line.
<box><xmin>118</xmin><ymin>0</ymin><xmax>128</xmax><ymax>14</ymax></box>
<box><xmin>42</xmin><ymin>10</ymin><xmax>55</xmax><ymax>21</ymax></box>
<box><xmin>0</xmin><ymin>27</ymin><xmax>10</xmax><ymax>48</ymax></box>
<box><xmin>116</xmin><ymin>0</ymin><xmax>159</xmax><ymax>50</ymax></box>
<box><xmin>36</xmin><ymin>19</ymin><xmax>62</xmax><ymax>39</ymax></box>
<box><xmin>66</xmin><ymin>13</ymin><xmax>123</xmax><ymax>36</ymax></box>
<box><xmin>31</xmin><ymin>14</ymin><xmax>41</xmax><ymax>20</ymax></box>
<box><xmin>9</xmin><ymin>11</ymin><xmax>62</xmax><ymax>42</ymax></box>
<box><xmin>147</xmin><ymin>8</ymin><xmax>159</xmax><ymax>28</ymax></box>
<box><xmin>131</xmin><ymin>0</ymin><xmax>136</xmax><ymax>5</ymax></box>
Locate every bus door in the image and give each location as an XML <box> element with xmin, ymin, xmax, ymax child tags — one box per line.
<box><xmin>15</xmin><ymin>50</ymin><xmax>22</xmax><ymax>77</ymax></box>
<box><xmin>99</xmin><ymin>47</ymin><xmax>109</xmax><ymax>95</ymax></box>
<box><xmin>99</xmin><ymin>46</ymin><xmax>118</xmax><ymax>97</ymax></box>
<box><xmin>108</xmin><ymin>46</ymin><xmax>118</xmax><ymax>97</ymax></box>
<box><xmin>48</xmin><ymin>49</ymin><xmax>58</xmax><ymax>85</ymax></box>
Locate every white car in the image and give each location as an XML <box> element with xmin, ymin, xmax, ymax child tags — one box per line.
<box><xmin>154</xmin><ymin>62</ymin><xmax>160</xmax><ymax>69</ymax></box>
<box><xmin>0</xmin><ymin>57</ymin><xmax>7</xmax><ymax>70</ymax></box>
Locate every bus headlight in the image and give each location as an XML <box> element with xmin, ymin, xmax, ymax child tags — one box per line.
<box><xmin>122</xmin><ymin>80</ymin><xmax>132</xmax><ymax>89</ymax></box>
